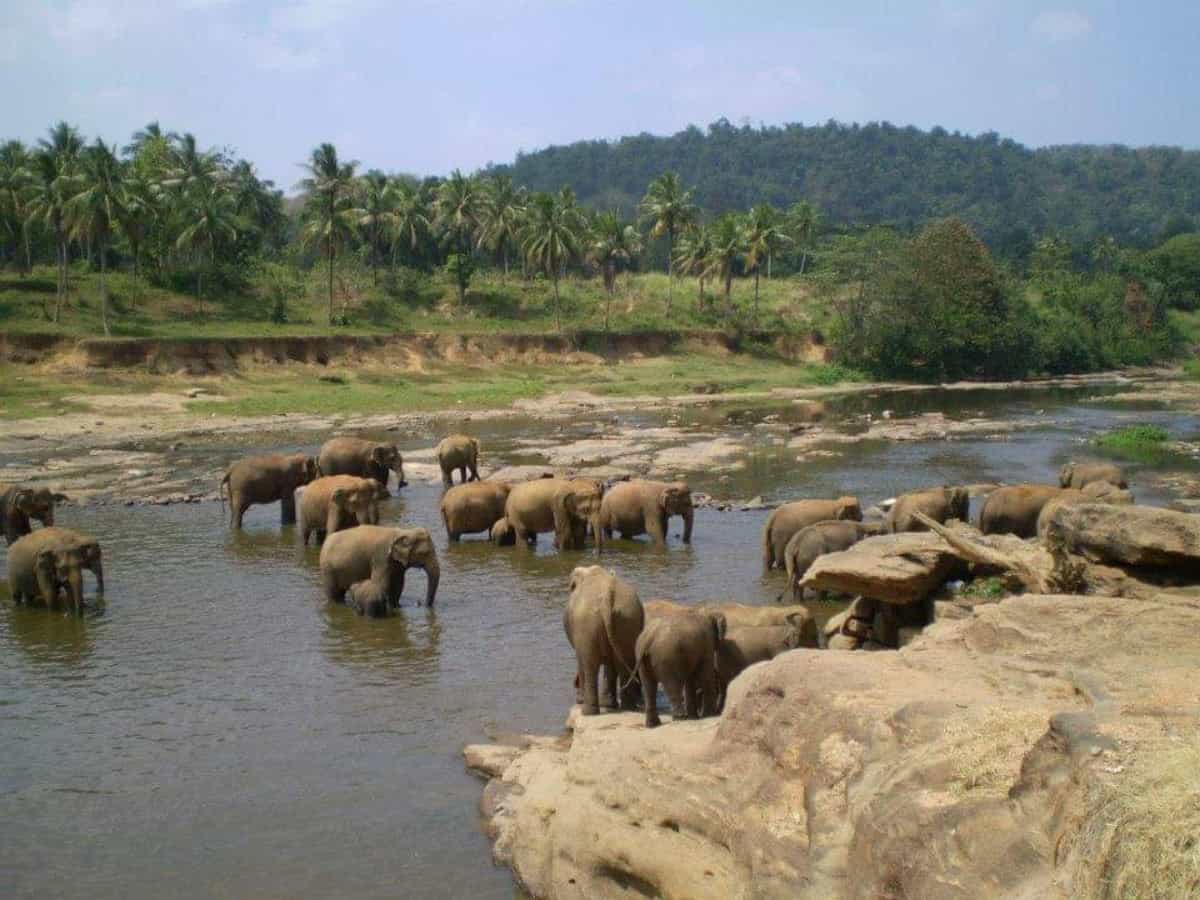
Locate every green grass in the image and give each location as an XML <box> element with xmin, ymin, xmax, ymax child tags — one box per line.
<box><xmin>1094</xmin><ymin>424</ymin><xmax>1173</xmax><ymax>463</ymax></box>
<box><xmin>961</xmin><ymin>576</ymin><xmax>1007</xmax><ymax>601</ymax></box>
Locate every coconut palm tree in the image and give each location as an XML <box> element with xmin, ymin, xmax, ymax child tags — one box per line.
<box><xmin>435</xmin><ymin>169</ymin><xmax>481</xmax><ymax>254</ymax></box>
<box><xmin>120</xmin><ymin>169</ymin><xmax>158</xmax><ymax>285</ymax></box>
<box><xmin>356</xmin><ymin>170</ymin><xmax>395</xmax><ymax>285</ymax></box>
<box><xmin>521</xmin><ymin>191</ymin><xmax>582</xmax><ymax>332</ymax></box>
<box><xmin>298</xmin><ymin>143</ymin><xmax>359</xmax><ymax>324</ymax></box>
<box><xmin>67</xmin><ymin>139</ymin><xmax>125</xmax><ymax>336</ymax></box>
<box><xmin>32</xmin><ymin>121</ymin><xmax>83</xmax><ymax>321</ymax></box>
<box><xmin>787</xmin><ymin>201</ymin><xmax>820</xmax><ymax>274</ymax></box>
<box><xmin>673</xmin><ymin>223</ymin><xmax>713</xmax><ymax>308</ymax></box>
<box><xmin>587</xmin><ymin>211</ymin><xmax>642</xmax><ymax>331</ymax></box>
<box><xmin>0</xmin><ymin>141</ymin><xmax>34</xmax><ymax>278</ymax></box>
<box><xmin>477</xmin><ymin>175</ymin><xmax>526</xmax><ymax>278</ymax></box>
<box><xmin>163</xmin><ymin>132</ymin><xmax>222</xmax><ymax>193</ymax></box>
<box><xmin>123</xmin><ymin>121</ymin><xmax>177</xmax><ymax>158</ymax></box>
<box><xmin>174</xmin><ymin>179</ymin><xmax>239</xmax><ymax>299</ymax></box>
<box><xmin>388</xmin><ymin>178</ymin><xmax>430</xmax><ymax>269</ymax></box>
<box><xmin>703</xmin><ymin>214</ymin><xmax>746</xmax><ymax>321</ymax></box>
<box><xmin>639</xmin><ymin>171</ymin><xmax>697</xmax><ymax>314</ymax></box>
<box><xmin>742</xmin><ymin>204</ymin><xmax>790</xmax><ymax>322</ymax></box>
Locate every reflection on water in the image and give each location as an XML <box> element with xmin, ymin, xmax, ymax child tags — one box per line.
<box><xmin>1</xmin><ymin>385</ymin><xmax>1197</xmax><ymax>898</ymax></box>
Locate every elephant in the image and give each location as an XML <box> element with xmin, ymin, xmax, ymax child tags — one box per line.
<box><xmin>436</xmin><ymin>435</ymin><xmax>481</xmax><ymax>486</ymax></box>
<box><xmin>886</xmin><ymin>486</ymin><xmax>969</xmax><ymax>534</ymax></box>
<box><xmin>317</xmin><ymin>437</ymin><xmax>406</xmax><ymax>493</ymax></box>
<box><xmin>563</xmin><ymin>566</ymin><xmax>645</xmax><ymax>715</ymax></box>
<box><xmin>1059</xmin><ymin>462</ymin><xmax>1127</xmax><ymax>491</ymax></box>
<box><xmin>700</xmin><ymin>602</ymin><xmax>818</xmax><ymax>647</ymax></box>
<box><xmin>490</xmin><ymin>516</ymin><xmax>516</xmax><ymax>545</ymax></box>
<box><xmin>762</xmin><ymin>496</ymin><xmax>862</xmax><ymax>571</ymax></box>
<box><xmin>7</xmin><ymin>527</ymin><xmax>103</xmax><ymax>613</ymax></box>
<box><xmin>299</xmin><ymin>475</ymin><xmax>381</xmax><ymax>545</ymax></box>
<box><xmin>598</xmin><ymin>480</ymin><xmax>694</xmax><ymax>546</ymax></box>
<box><xmin>346</xmin><ymin>578</ymin><xmax>390</xmax><ymax>618</ymax></box>
<box><xmin>440</xmin><ymin>481</ymin><xmax>511</xmax><ymax>541</ymax></box>
<box><xmin>504</xmin><ymin>477</ymin><xmax>605</xmax><ymax>551</ymax></box>
<box><xmin>978</xmin><ymin>484</ymin><xmax>1063</xmax><ymax>537</ymax></box>
<box><xmin>716</xmin><ymin>620</ymin><xmax>810</xmax><ymax>710</ymax></box>
<box><xmin>319</xmin><ymin>525</ymin><xmax>440</xmax><ymax>608</ymax></box>
<box><xmin>1</xmin><ymin>484</ymin><xmax>68</xmax><ymax>544</ymax></box>
<box><xmin>783</xmin><ymin>520</ymin><xmax>876</xmax><ymax>601</ymax></box>
<box><xmin>220</xmin><ymin>453</ymin><xmax>318</xmax><ymax>528</ymax></box>
<box><xmin>634</xmin><ymin>606</ymin><xmax>725</xmax><ymax>728</ymax></box>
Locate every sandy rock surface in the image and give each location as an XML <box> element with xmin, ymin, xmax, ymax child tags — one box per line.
<box><xmin>1049</xmin><ymin>501</ymin><xmax>1200</xmax><ymax>568</ymax></box>
<box><xmin>468</xmin><ymin>591</ymin><xmax>1200</xmax><ymax>899</ymax></box>
<box><xmin>799</xmin><ymin>530</ymin><xmax>969</xmax><ymax>605</ymax></box>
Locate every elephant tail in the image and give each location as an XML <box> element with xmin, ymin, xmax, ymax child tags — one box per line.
<box><xmin>762</xmin><ymin>519</ymin><xmax>774</xmax><ymax>571</ymax></box>
<box><xmin>619</xmin><ymin>633</ymin><xmax>649</xmax><ymax>695</ymax></box>
<box><xmin>603</xmin><ymin>599</ymin><xmax>639</xmax><ymax>685</ymax></box>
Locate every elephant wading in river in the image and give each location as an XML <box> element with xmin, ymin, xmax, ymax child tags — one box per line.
<box><xmin>979</xmin><ymin>484</ymin><xmax>1063</xmax><ymax>538</ymax></box>
<box><xmin>762</xmin><ymin>496</ymin><xmax>862</xmax><ymax>571</ymax></box>
<box><xmin>317</xmin><ymin>438</ymin><xmax>406</xmax><ymax>494</ymax></box>
<box><xmin>299</xmin><ymin>475</ymin><xmax>381</xmax><ymax>545</ymax></box>
<box><xmin>8</xmin><ymin>527</ymin><xmax>103</xmax><ymax>613</ymax></box>
<box><xmin>563</xmin><ymin>566</ymin><xmax>645</xmax><ymax>715</ymax></box>
<box><xmin>1059</xmin><ymin>462</ymin><xmax>1127</xmax><ymax>491</ymax></box>
<box><xmin>504</xmin><ymin>478</ymin><xmax>605</xmax><ymax>551</ymax></box>
<box><xmin>886</xmin><ymin>486</ymin><xmax>969</xmax><ymax>534</ymax></box>
<box><xmin>599</xmin><ymin>480</ymin><xmax>694</xmax><ymax>546</ymax></box>
<box><xmin>635</xmin><ymin>606</ymin><xmax>725</xmax><ymax>728</ymax></box>
<box><xmin>436</xmin><ymin>435</ymin><xmax>481</xmax><ymax>486</ymax></box>
<box><xmin>440</xmin><ymin>481</ymin><xmax>511</xmax><ymax>541</ymax></box>
<box><xmin>319</xmin><ymin>525</ymin><xmax>440</xmax><ymax>610</ymax></box>
<box><xmin>783</xmin><ymin>520</ymin><xmax>876</xmax><ymax>601</ymax></box>
<box><xmin>1</xmin><ymin>484</ymin><xmax>68</xmax><ymax>544</ymax></box>
<box><xmin>221</xmin><ymin>453</ymin><xmax>318</xmax><ymax>528</ymax></box>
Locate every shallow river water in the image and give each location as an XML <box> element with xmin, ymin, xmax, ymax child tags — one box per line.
<box><xmin>1</xmin><ymin>384</ymin><xmax>1196</xmax><ymax>898</ymax></box>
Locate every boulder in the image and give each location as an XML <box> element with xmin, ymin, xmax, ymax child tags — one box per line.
<box><xmin>799</xmin><ymin>531</ymin><xmax>967</xmax><ymax>605</ymax></box>
<box><xmin>1047</xmin><ymin>502</ymin><xmax>1200</xmax><ymax>568</ymax></box>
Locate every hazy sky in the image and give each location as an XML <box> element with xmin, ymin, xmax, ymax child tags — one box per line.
<box><xmin>5</xmin><ymin>1</ymin><xmax>1198</xmax><ymax>189</ymax></box>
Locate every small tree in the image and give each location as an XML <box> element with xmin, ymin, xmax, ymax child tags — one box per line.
<box><xmin>444</xmin><ymin>252</ymin><xmax>475</xmax><ymax>305</ymax></box>
<box><xmin>639</xmin><ymin>172</ymin><xmax>696</xmax><ymax>315</ymax></box>
<box><xmin>521</xmin><ymin>191</ymin><xmax>582</xmax><ymax>332</ymax></box>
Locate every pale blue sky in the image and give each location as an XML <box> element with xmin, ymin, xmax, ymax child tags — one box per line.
<box><xmin>5</xmin><ymin>1</ymin><xmax>1198</xmax><ymax>188</ymax></box>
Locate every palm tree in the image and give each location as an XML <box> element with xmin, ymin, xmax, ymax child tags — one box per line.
<box><xmin>477</xmin><ymin>175</ymin><xmax>526</xmax><ymax>278</ymax></box>
<box><xmin>742</xmin><ymin>204</ymin><xmax>790</xmax><ymax>322</ymax></box>
<box><xmin>639</xmin><ymin>172</ymin><xmax>697</xmax><ymax>314</ymax></box>
<box><xmin>0</xmin><ymin>141</ymin><xmax>33</xmax><ymax>279</ymax></box>
<box><xmin>174</xmin><ymin>179</ymin><xmax>239</xmax><ymax>299</ymax></box>
<box><xmin>587</xmin><ymin>211</ymin><xmax>642</xmax><ymax>331</ymax></box>
<box><xmin>703</xmin><ymin>214</ymin><xmax>746</xmax><ymax>321</ymax></box>
<box><xmin>120</xmin><ymin>170</ymin><xmax>158</xmax><ymax>284</ymax></box>
<box><xmin>673</xmin><ymin>223</ymin><xmax>713</xmax><ymax>308</ymax></box>
<box><xmin>33</xmin><ymin>121</ymin><xmax>83</xmax><ymax>321</ymax></box>
<box><xmin>435</xmin><ymin>169</ymin><xmax>481</xmax><ymax>254</ymax></box>
<box><xmin>67</xmin><ymin>139</ymin><xmax>125</xmax><ymax>336</ymax></box>
<box><xmin>298</xmin><ymin>143</ymin><xmax>359</xmax><ymax>324</ymax></box>
<box><xmin>388</xmin><ymin>178</ymin><xmax>430</xmax><ymax>269</ymax></box>
<box><xmin>521</xmin><ymin>191</ymin><xmax>582</xmax><ymax>332</ymax></box>
<box><xmin>787</xmin><ymin>201</ymin><xmax>820</xmax><ymax>274</ymax></box>
<box><xmin>123</xmin><ymin>121</ymin><xmax>176</xmax><ymax>158</ymax></box>
<box><xmin>356</xmin><ymin>170</ymin><xmax>395</xmax><ymax>285</ymax></box>
<box><xmin>163</xmin><ymin>132</ymin><xmax>222</xmax><ymax>193</ymax></box>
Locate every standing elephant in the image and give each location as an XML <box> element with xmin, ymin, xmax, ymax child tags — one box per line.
<box><xmin>762</xmin><ymin>496</ymin><xmax>862</xmax><ymax>571</ymax></box>
<box><xmin>563</xmin><ymin>566</ymin><xmax>645</xmax><ymax>715</ymax></box>
<box><xmin>504</xmin><ymin>478</ymin><xmax>605</xmax><ymax>551</ymax></box>
<box><xmin>599</xmin><ymin>480</ymin><xmax>694</xmax><ymax>546</ymax></box>
<box><xmin>440</xmin><ymin>481</ymin><xmax>511</xmax><ymax>541</ymax></box>
<box><xmin>7</xmin><ymin>527</ymin><xmax>103</xmax><ymax>613</ymax></box>
<box><xmin>317</xmin><ymin>438</ymin><xmax>406</xmax><ymax>493</ymax></box>
<box><xmin>700</xmin><ymin>602</ymin><xmax>818</xmax><ymax>646</ymax></box>
<box><xmin>1059</xmin><ymin>462</ymin><xmax>1127</xmax><ymax>491</ymax></box>
<box><xmin>299</xmin><ymin>475</ymin><xmax>381</xmax><ymax>545</ymax></box>
<box><xmin>436</xmin><ymin>435</ymin><xmax>481</xmax><ymax>486</ymax></box>
<box><xmin>783</xmin><ymin>520</ymin><xmax>876</xmax><ymax>601</ymax></box>
<box><xmin>978</xmin><ymin>484</ymin><xmax>1064</xmax><ymax>537</ymax></box>
<box><xmin>886</xmin><ymin>486</ymin><xmax>969</xmax><ymax>534</ymax></box>
<box><xmin>319</xmin><ymin>525</ymin><xmax>440</xmax><ymax>609</ymax></box>
<box><xmin>1</xmin><ymin>484</ymin><xmax>68</xmax><ymax>544</ymax></box>
<box><xmin>221</xmin><ymin>453</ymin><xmax>317</xmax><ymax>529</ymax></box>
<box><xmin>635</xmin><ymin>606</ymin><xmax>725</xmax><ymax>728</ymax></box>
<box><xmin>716</xmin><ymin>619</ymin><xmax>810</xmax><ymax>710</ymax></box>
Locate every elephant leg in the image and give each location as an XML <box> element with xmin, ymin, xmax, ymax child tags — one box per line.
<box><xmin>663</xmin><ymin>676</ymin><xmax>688</xmax><ymax>720</ymax></box>
<box><xmin>700</xmin><ymin>661</ymin><xmax>720</xmax><ymax>717</ymax></box>
<box><xmin>640</xmin><ymin>662</ymin><xmax>661</xmax><ymax>728</ymax></box>
<box><xmin>280</xmin><ymin>492</ymin><xmax>297</xmax><ymax>525</ymax></box>
<box><xmin>646</xmin><ymin>513</ymin><xmax>667</xmax><ymax>546</ymax></box>
<box><xmin>682</xmin><ymin>676</ymin><xmax>700</xmax><ymax>719</ymax></box>
<box><xmin>458</xmin><ymin>466</ymin><xmax>467</xmax><ymax>484</ymax></box>
<box><xmin>580</xmin><ymin>656</ymin><xmax>601</xmax><ymax>716</ymax></box>
<box><xmin>601</xmin><ymin>664</ymin><xmax>618</xmax><ymax>711</ymax></box>
<box><xmin>469</xmin><ymin>464</ymin><xmax>479</xmax><ymax>482</ymax></box>
<box><xmin>389</xmin><ymin>569</ymin><xmax>407</xmax><ymax>608</ymax></box>
<box><xmin>448</xmin><ymin>530</ymin><xmax>460</xmax><ymax>542</ymax></box>
<box><xmin>573</xmin><ymin>668</ymin><xmax>584</xmax><ymax>705</ymax></box>
<box><xmin>231</xmin><ymin>493</ymin><xmax>246</xmax><ymax>528</ymax></box>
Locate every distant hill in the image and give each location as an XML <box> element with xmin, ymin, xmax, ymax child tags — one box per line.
<box><xmin>485</xmin><ymin>119</ymin><xmax>1200</xmax><ymax>252</ymax></box>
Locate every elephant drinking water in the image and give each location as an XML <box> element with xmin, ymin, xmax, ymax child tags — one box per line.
<box><xmin>317</xmin><ymin>438</ymin><xmax>406</xmax><ymax>494</ymax></box>
<box><xmin>319</xmin><ymin>525</ymin><xmax>440</xmax><ymax>610</ymax></box>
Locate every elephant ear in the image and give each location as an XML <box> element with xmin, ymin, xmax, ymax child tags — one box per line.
<box><xmin>13</xmin><ymin>489</ymin><xmax>35</xmax><ymax>513</ymax></box>
<box><xmin>331</xmin><ymin>487</ymin><xmax>348</xmax><ymax>506</ymax></box>
<box><xmin>370</xmin><ymin>446</ymin><xmax>388</xmax><ymax>465</ymax></box>
<box><xmin>388</xmin><ymin>532</ymin><xmax>411</xmax><ymax>562</ymax></box>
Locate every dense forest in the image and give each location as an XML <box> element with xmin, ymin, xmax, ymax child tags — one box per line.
<box><xmin>489</xmin><ymin>119</ymin><xmax>1200</xmax><ymax>257</ymax></box>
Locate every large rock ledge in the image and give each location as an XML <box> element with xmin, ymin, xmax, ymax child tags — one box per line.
<box><xmin>465</xmin><ymin>593</ymin><xmax>1200</xmax><ymax>899</ymax></box>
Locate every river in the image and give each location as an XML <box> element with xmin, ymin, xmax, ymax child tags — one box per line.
<box><xmin>1</xmin><ymin>383</ymin><xmax>1195</xmax><ymax>898</ymax></box>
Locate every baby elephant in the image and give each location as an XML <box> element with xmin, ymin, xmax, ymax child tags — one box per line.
<box><xmin>762</xmin><ymin>496</ymin><xmax>861</xmax><ymax>571</ymax></box>
<box><xmin>599</xmin><ymin>480</ymin><xmax>694</xmax><ymax>546</ymax></box>
<box><xmin>7</xmin><ymin>527</ymin><xmax>103</xmax><ymax>613</ymax></box>
<box><xmin>784</xmin><ymin>520</ymin><xmax>875</xmax><ymax>601</ymax></box>
<box><xmin>299</xmin><ymin>475</ymin><xmax>381</xmax><ymax>545</ymax></box>
<box><xmin>1</xmin><ymin>484</ymin><xmax>68</xmax><ymax>544</ymax></box>
<box><xmin>634</xmin><ymin>607</ymin><xmax>725</xmax><ymax>728</ymax></box>
<box><xmin>436</xmin><ymin>435</ymin><xmax>481</xmax><ymax>486</ymax></box>
<box><xmin>346</xmin><ymin>579</ymin><xmax>390</xmax><ymax>618</ymax></box>
<box><xmin>1059</xmin><ymin>462</ymin><xmax>1127</xmax><ymax>491</ymax></box>
<box><xmin>563</xmin><ymin>566</ymin><xmax>645</xmax><ymax>715</ymax></box>
<box><xmin>886</xmin><ymin>486</ymin><xmax>969</xmax><ymax>534</ymax></box>
<box><xmin>716</xmin><ymin>618</ymin><xmax>810</xmax><ymax>710</ymax></box>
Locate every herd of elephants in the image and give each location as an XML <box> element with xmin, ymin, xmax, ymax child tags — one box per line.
<box><xmin>1</xmin><ymin>432</ymin><xmax>1131</xmax><ymax>728</ymax></box>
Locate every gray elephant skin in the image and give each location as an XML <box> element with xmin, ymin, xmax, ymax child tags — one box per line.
<box><xmin>599</xmin><ymin>480</ymin><xmax>694</xmax><ymax>546</ymax></box>
<box><xmin>8</xmin><ymin>527</ymin><xmax>103</xmax><ymax>613</ymax></box>
<box><xmin>317</xmin><ymin>437</ymin><xmax>406</xmax><ymax>493</ymax></box>
<box><xmin>504</xmin><ymin>478</ymin><xmax>605</xmax><ymax>551</ymax></box>
<box><xmin>319</xmin><ymin>524</ymin><xmax>440</xmax><ymax>610</ymax></box>
<box><xmin>978</xmin><ymin>484</ymin><xmax>1063</xmax><ymax>537</ymax></box>
<box><xmin>436</xmin><ymin>435</ymin><xmax>481</xmax><ymax>486</ymax></box>
<box><xmin>563</xmin><ymin>566</ymin><xmax>644</xmax><ymax>715</ymax></box>
<box><xmin>634</xmin><ymin>605</ymin><xmax>725</xmax><ymax>727</ymax></box>
<box><xmin>762</xmin><ymin>496</ymin><xmax>862</xmax><ymax>571</ymax></box>
<box><xmin>783</xmin><ymin>520</ymin><xmax>876</xmax><ymax>601</ymax></box>
<box><xmin>1</xmin><ymin>484</ymin><xmax>68</xmax><ymax>544</ymax></box>
<box><xmin>440</xmin><ymin>481</ymin><xmax>511</xmax><ymax>541</ymax></box>
<box><xmin>299</xmin><ymin>475</ymin><xmax>381</xmax><ymax>545</ymax></box>
<box><xmin>886</xmin><ymin>486</ymin><xmax>969</xmax><ymax>534</ymax></box>
<box><xmin>716</xmin><ymin>619</ymin><xmax>810</xmax><ymax>709</ymax></box>
<box><xmin>221</xmin><ymin>453</ymin><xmax>317</xmax><ymax>528</ymax></box>
<box><xmin>1059</xmin><ymin>462</ymin><xmax>1127</xmax><ymax>490</ymax></box>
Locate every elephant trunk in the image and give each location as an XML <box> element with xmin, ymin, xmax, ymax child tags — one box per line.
<box><xmin>90</xmin><ymin>556</ymin><xmax>104</xmax><ymax>595</ymax></box>
<box><xmin>682</xmin><ymin>507</ymin><xmax>694</xmax><ymax>543</ymax></box>
<box><xmin>42</xmin><ymin>507</ymin><xmax>55</xmax><ymax>527</ymax></box>
<box><xmin>421</xmin><ymin>558</ymin><xmax>440</xmax><ymax>607</ymax></box>
<box><xmin>394</xmin><ymin>462</ymin><xmax>408</xmax><ymax>489</ymax></box>
<box><xmin>591</xmin><ymin>513</ymin><xmax>604</xmax><ymax>555</ymax></box>
<box><xmin>65</xmin><ymin>566</ymin><xmax>85</xmax><ymax>613</ymax></box>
